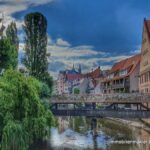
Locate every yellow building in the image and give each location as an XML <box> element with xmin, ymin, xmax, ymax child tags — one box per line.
<box><xmin>139</xmin><ymin>19</ymin><xmax>150</xmax><ymax>93</ymax></box>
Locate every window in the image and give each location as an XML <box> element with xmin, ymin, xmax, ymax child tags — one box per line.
<box><xmin>140</xmin><ymin>76</ymin><xmax>142</xmax><ymax>84</ymax></box>
<box><xmin>149</xmin><ymin>72</ymin><xmax>150</xmax><ymax>82</ymax></box>
<box><xmin>108</xmin><ymin>73</ymin><xmax>114</xmax><ymax>79</ymax></box>
<box><xmin>141</xmin><ymin>73</ymin><xmax>150</xmax><ymax>83</ymax></box>
<box><xmin>142</xmin><ymin>75</ymin><xmax>144</xmax><ymax>83</ymax></box>
<box><xmin>119</xmin><ymin>69</ymin><xmax>127</xmax><ymax>76</ymax></box>
<box><xmin>145</xmin><ymin>88</ymin><xmax>149</xmax><ymax>93</ymax></box>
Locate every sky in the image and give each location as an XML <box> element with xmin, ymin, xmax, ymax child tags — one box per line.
<box><xmin>0</xmin><ymin>0</ymin><xmax>150</xmax><ymax>78</ymax></box>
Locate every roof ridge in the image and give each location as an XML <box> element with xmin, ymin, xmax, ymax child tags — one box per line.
<box><xmin>110</xmin><ymin>54</ymin><xmax>141</xmax><ymax>73</ymax></box>
<box><xmin>144</xmin><ymin>19</ymin><xmax>150</xmax><ymax>39</ymax></box>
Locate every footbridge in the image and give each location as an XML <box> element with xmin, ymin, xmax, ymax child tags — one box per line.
<box><xmin>50</xmin><ymin>93</ymin><xmax>150</xmax><ymax>118</ymax></box>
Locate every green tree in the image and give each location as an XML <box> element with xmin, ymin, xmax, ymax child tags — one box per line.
<box><xmin>23</xmin><ymin>12</ymin><xmax>48</xmax><ymax>80</ymax></box>
<box><xmin>6</xmin><ymin>22</ymin><xmax>19</xmax><ymax>50</ymax></box>
<box><xmin>74</xmin><ymin>88</ymin><xmax>80</xmax><ymax>94</ymax></box>
<box><xmin>0</xmin><ymin>70</ymin><xmax>55</xmax><ymax>150</ymax></box>
<box><xmin>0</xmin><ymin>38</ymin><xmax>18</xmax><ymax>70</ymax></box>
<box><xmin>43</xmin><ymin>72</ymin><xmax>53</xmax><ymax>95</ymax></box>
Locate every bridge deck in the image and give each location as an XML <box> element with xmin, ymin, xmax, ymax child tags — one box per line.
<box><xmin>51</xmin><ymin>94</ymin><xmax>150</xmax><ymax>104</ymax></box>
<box><xmin>52</xmin><ymin>109</ymin><xmax>150</xmax><ymax>118</ymax></box>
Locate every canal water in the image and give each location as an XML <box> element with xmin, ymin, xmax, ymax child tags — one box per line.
<box><xmin>30</xmin><ymin>117</ymin><xmax>150</xmax><ymax>150</ymax></box>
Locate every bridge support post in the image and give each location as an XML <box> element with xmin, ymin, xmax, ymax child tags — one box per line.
<box><xmin>54</xmin><ymin>103</ymin><xmax>58</xmax><ymax>110</ymax></box>
<box><xmin>91</xmin><ymin>118</ymin><xmax>97</xmax><ymax>137</ymax></box>
<box><xmin>137</xmin><ymin>103</ymin><xmax>142</xmax><ymax>111</ymax></box>
<box><xmin>92</xmin><ymin>103</ymin><xmax>96</xmax><ymax>110</ymax></box>
<box><xmin>114</xmin><ymin>104</ymin><xmax>118</xmax><ymax>110</ymax></box>
<box><xmin>137</xmin><ymin>104</ymin><xmax>138</xmax><ymax>110</ymax></box>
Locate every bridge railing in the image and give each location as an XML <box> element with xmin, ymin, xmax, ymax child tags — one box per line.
<box><xmin>51</xmin><ymin>93</ymin><xmax>150</xmax><ymax>103</ymax></box>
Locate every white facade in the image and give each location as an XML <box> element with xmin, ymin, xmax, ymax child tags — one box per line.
<box><xmin>94</xmin><ymin>83</ymin><xmax>103</xmax><ymax>95</ymax></box>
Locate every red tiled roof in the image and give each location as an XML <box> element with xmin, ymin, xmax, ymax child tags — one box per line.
<box><xmin>103</xmin><ymin>54</ymin><xmax>141</xmax><ymax>82</ymax></box>
<box><xmin>145</xmin><ymin>19</ymin><xmax>150</xmax><ymax>37</ymax></box>
<box><xmin>66</xmin><ymin>67</ymin><xmax>101</xmax><ymax>80</ymax></box>
<box><xmin>111</xmin><ymin>54</ymin><xmax>140</xmax><ymax>73</ymax></box>
<box><xmin>110</xmin><ymin>59</ymin><xmax>126</xmax><ymax>73</ymax></box>
<box><xmin>66</xmin><ymin>67</ymin><xmax>101</xmax><ymax>81</ymax></box>
<box><xmin>66</xmin><ymin>74</ymin><xmax>83</xmax><ymax>81</ymax></box>
<box><xmin>84</xmin><ymin>67</ymin><xmax>101</xmax><ymax>79</ymax></box>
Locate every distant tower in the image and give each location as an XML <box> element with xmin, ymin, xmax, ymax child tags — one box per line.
<box><xmin>78</xmin><ymin>64</ymin><xmax>82</xmax><ymax>73</ymax></box>
<box><xmin>0</xmin><ymin>12</ymin><xmax>5</xmax><ymax>38</ymax></box>
<box><xmin>72</xmin><ymin>63</ymin><xmax>75</xmax><ymax>71</ymax></box>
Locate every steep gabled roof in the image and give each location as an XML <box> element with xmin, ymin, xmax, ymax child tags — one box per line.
<box><xmin>84</xmin><ymin>67</ymin><xmax>101</xmax><ymax>79</ymax></box>
<box><xmin>144</xmin><ymin>19</ymin><xmax>150</xmax><ymax>38</ymax></box>
<box><xmin>65</xmin><ymin>67</ymin><xmax>101</xmax><ymax>81</ymax></box>
<box><xmin>110</xmin><ymin>59</ymin><xmax>126</xmax><ymax>73</ymax></box>
<box><xmin>103</xmin><ymin>54</ymin><xmax>141</xmax><ymax>81</ymax></box>
<box><xmin>66</xmin><ymin>74</ymin><xmax>83</xmax><ymax>81</ymax></box>
<box><xmin>110</xmin><ymin>54</ymin><xmax>140</xmax><ymax>73</ymax></box>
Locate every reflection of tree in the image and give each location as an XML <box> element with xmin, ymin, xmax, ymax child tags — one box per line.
<box><xmin>69</xmin><ymin>117</ymin><xmax>87</xmax><ymax>133</ymax></box>
<box><xmin>93</xmin><ymin>135</ymin><xmax>98</xmax><ymax>150</ymax></box>
<box><xmin>91</xmin><ymin>118</ymin><xmax>98</xmax><ymax>150</ymax></box>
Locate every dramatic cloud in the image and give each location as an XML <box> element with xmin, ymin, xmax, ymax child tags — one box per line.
<box><xmin>0</xmin><ymin>0</ymin><xmax>53</xmax><ymax>15</ymax></box>
<box><xmin>47</xmin><ymin>37</ymin><xmax>137</xmax><ymax>78</ymax></box>
<box><xmin>0</xmin><ymin>0</ymin><xmax>54</xmax><ymax>29</ymax></box>
<box><xmin>19</xmin><ymin>36</ymin><xmax>139</xmax><ymax>79</ymax></box>
<box><xmin>1</xmin><ymin>0</ymin><xmax>143</xmax><ymax>79</ymax></box>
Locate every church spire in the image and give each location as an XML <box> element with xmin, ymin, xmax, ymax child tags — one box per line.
<box><xmin>78</xmin><ymin>64</ymin><xmax>81</xmax><ymax>73</ymax></box>
<box><xmin>72</xmin><ymin>63</ymin><xmax>75</xmax><ymax>71</ymax></box>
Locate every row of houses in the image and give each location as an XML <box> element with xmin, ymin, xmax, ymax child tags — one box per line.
<box><xmin>54</xmin><ymin>18</ymin><xmax>150</xmax><ymax>95</ymax></box>
<box><xmin>55</xmin><ymin>65</ymin><xmax>104</xmax><ymax>95</ymax></box>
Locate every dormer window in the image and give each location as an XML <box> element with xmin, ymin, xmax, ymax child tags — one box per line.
<box><xmin>119</xmin><ymin>69</ymin><xmax>127</xmax><ymax>76</ymax></box>
<box><xmin>107</xmin><ymin>73</ymin><xmax>114</xmax><ymax>79</ymax></box>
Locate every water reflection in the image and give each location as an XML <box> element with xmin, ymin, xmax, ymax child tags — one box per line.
<box><xmin>30</xmin><ymin>117</ymin><xmax>150</xmax><ymax>150</ymax></box>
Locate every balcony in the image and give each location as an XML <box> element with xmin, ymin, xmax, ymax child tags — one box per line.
<box><xmin>101</xmin><ymin>85</ymin><xmax>112</xmax><ymax>90</ymax></box>
<box><xmin>112</xmin><ymin>82</ymin><xmax>130</xmax><ymax>89</ymax></box>
<box><xmin>101</xmin><ymin>82</ymin><xmax>130</xmax><ymax>90</ymax></box>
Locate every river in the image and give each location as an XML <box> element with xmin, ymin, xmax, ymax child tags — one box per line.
<box><xmin>30</xmin><ymin>117</ymin><xmax>150</xmax><ymax>150</ymax></box>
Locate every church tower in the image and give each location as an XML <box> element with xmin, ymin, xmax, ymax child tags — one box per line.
<box><xmin>78</xmin><ymin>64</ymin><xmax>82</xmax><ymax>74</ymax></box>
<box><xmin>72</xmin><ymin>63</ymin><xmax>75</xmax><ymax>71</ymax></box>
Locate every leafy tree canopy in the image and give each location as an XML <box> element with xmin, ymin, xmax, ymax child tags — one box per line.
<box><xmin>74</xmin><ymin>88</ymin><xmax>80</xmax><ymax>94</ymax></box>
<box><xmin>6</xmin><ymin>22</ymin><xmax>19</xmax><ymax>50</ymax></box>
<box><xmin>0</xmin><ymin>37</ymin><xmax>18</xmax><ymax>70</ymax></box>
<box><xmin>0</xmin><ymin>70</ymin><xmax>55</xmax><ymax>150</ymax></box>
<box><xmin>23</xmin><ymin>12</ymin><xmax>48</xmax><ymax>80</ymax></box>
